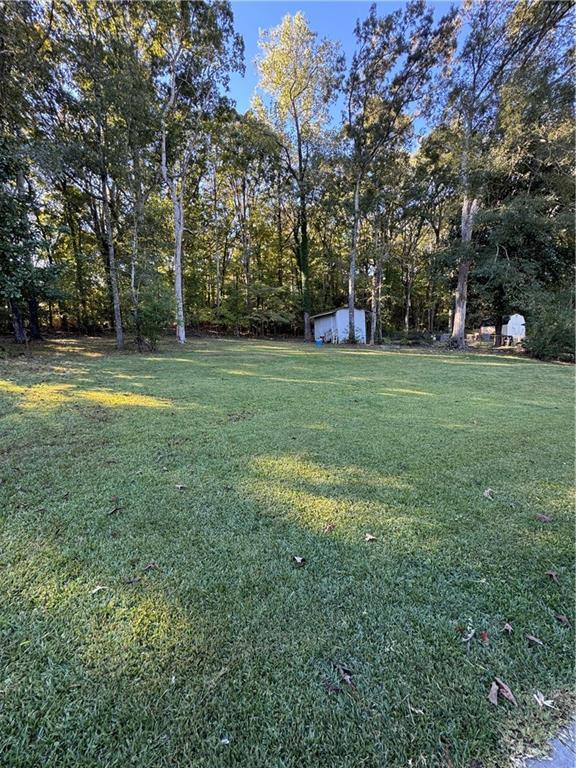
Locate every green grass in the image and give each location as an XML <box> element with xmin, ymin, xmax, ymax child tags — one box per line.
<box><xmin>0</xmin><ymin>337</ymin><xmax>573</xmax><ymax>767</ymax></box>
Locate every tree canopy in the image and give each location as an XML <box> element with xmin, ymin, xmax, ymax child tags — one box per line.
<box><xmin>1</xmin><ymin>0</ymin><xmax>573</xmax><ymax>358</ymax></box>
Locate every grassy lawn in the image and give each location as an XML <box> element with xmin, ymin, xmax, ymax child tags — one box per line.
<box><xmin>0</xmin><ymin>337</ymin><xmax>573</xmax><ymax>767</ymax></box>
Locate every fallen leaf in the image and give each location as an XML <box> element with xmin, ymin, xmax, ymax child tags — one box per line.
<box><xmin>483</xmin><ymin>488</ymin><xmax>495</xmax><ymax>500</ymax></box>
<box><xmin>535</xmin><ymin>514</ymin><xmax>553</xmax><ymax>523</ymax></box>
<box><xmin>503</xmin><ymin>622</ymin><xmax>513</xmax><ymax>635</ymax></box>
<box><xmin>526</xmin><ymin>634</ymin><xmax>543</xmax><ymax>646</ymax></box>
<box><xmin>220</xmin><ymin>737</ymin><xmax>230</xmax><ymax>745</ymax></box>
<box><xmin>495</xmin><ymin>677</ymin><xmax>517</xmax><ymax>706</ymax></box>
<box><xmin>323</xmin><ymin>522</ymin><xmax>336</xmax><ymax>533</ymax></box>
<box><xmin>107</xmin><ymin>506</ymin><xmax>123</xmax><ymax>516</ymax></box>
<box><xmin>175</xmin><ymin>484</ymin><xmax>187</xmax><ymax>491</ymax></box>
<box><xmin>534</xmin><ymin>690</ymin><xmax>556</xmax><ymax>708</ymax></box>
<box><xmin>143</xmin><ymin>562</ymin><xmax>160</xmax><ymax>571</ymax></box>
<box><xmin>545</xmin><ymin>570</ymin><xmax>559</xmax><ymax>583</ymax></box>
<box><xmin>292</xmin><ymin>556</ymin><xmax>306</xmax><ymax>567</ymax></box>
<box><xmin>555</xmin><ymin>614</ymin><xmax>570</xmax><ymax>627</ymax></box>
<box><xmin>125</xmin><ymin>577</ymin><xmax>141</xmax><ymax>586</ymax></box>
<box><xmin>334</xmin><ymin>663</ymin><xmax>355</xmax><ymax>687</ymax></box>
<box><xmin>91</xmin><ymin>585</ymin><xmax>106</xmax><ymax>595</ymax></box>
<box><xmin>480</xmin><ymin>631</ymin><xmax>490</xmax><ymax>645</ymax></box>
<box><xmin>409</xmin><ymin>704</ymin><xmax>425</xmax><ymax>715</ymax></box>
<box><xmin>488</xmin><ymin>681</ymin><xmax>499</xmax><ymax>706</ymax></box>
<box><xmin>365</xmin><ymin>533</ymin><xmax>377</xmax><ymax>542</ymax></box>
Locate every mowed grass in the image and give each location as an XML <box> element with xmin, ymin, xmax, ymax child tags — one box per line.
<box><xmin>0</xmin><ymin>337</ymin><xmax>573</xmax><ymax>768</ymax></box>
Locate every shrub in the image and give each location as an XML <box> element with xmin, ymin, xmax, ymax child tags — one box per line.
<box><xmin>524</xmin><ymin>287</ymin><xmax>575</xmax><ymax>362</ymax></box>
<box><xmin>131</xmin><ymin>283</ymin><xmax>173</xmax><ymax>351</ymax></box>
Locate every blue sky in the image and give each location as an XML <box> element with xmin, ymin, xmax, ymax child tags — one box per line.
<box><xmin>228</xmin><ymin>1</ymin><xmax>458</xmax><ymax>117</ymax></box>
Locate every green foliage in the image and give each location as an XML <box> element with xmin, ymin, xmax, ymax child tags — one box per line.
<box><xmin>130</xmin><ymin>281</ymin><xmax>174</xmax><ymax>352</ymax></box>
<box><xmin>0</xmin><ymin>0</ymin><xmax>572</xmax><ymax>348</ymax></box>
<box><xmin>524</xmin><ymin>286</ymin><xmax>575</xmax><ymax>362</ymax></box>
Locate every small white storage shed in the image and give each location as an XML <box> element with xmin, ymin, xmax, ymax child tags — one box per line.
<box><xmin>311</xmin><ymin>308</ymin><xmax>367</xmax><ymax>344</ymax></box>
<box><xmin>502</xmin><ymin>313</ymin><xmax>526</xmax><ymax>343</ymax></box>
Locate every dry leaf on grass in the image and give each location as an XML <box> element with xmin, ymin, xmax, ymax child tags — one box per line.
<box><xmin>143</xmin><ymin>562</ymin><xmax>160</xmax><ymax>572</ymax></box>
<box><xmin>90</xmin><ymin>585</ymin><xmax>106</xmax><ymax>595</ymax></box>
<box><xmin>107</xmin><ymin>506</ymin><xmax>123</xmax><ymax>516</ymax></box>
<box><xmin>488</xmin><ymin>681</ymin><xmax>499</xmax><ymax>706</ymax></box>
<box><xmin>545</xmin><ymin>570</ymin><xmax>559</xmax><ymax>583</ymax></box>
<box><xmin>526</xmin><ymin>634</ymin><xmax>543</xmax><ymax>646</ymax></box>
<box><xmin>175</xmin><ymin>484</ymin><xmax>187</xmax><ymax>491</ymax></box>
<box><xmin>555</xmin><ymin>614</ymin><xmax>570</xmax><ymax>627</ymax></box>
<box><xmin>534</xmin><ymin>691</ymin><xmax>556</xmax><ymax>709</ymax></box>
<box><xmin>323</xmin><ymin>522</ymin><xmax>336</xmax><ymax>533</ymax></box>
<box><xmin>483</xmin><ymin>488</ymin><xmax>495</xmax><ymax>500</ymax></box>
<box><xmin>292</xmin><ymin>556</ymin><xmax>306</xmax><ymax>567</ymax></box>
<box><xmin>334</xmin><ymin>663</ymin><xmax>355</xmax><ymax>688</ymax></box>
<box><xmin>503</xmin><ymin>622</ymin><xmax>513</xmax><ymax>634</ymax></box>
<box><xmin>480</xmin><ymin>631</ymin><xmax>490</xmax><ymax>645</ymax></box>
<box><xmin>364</xmin><ymin>533</ymin><xmax>377</xmax><ymax>542</ymax></box>
<box><xmin>494</xmin><ymin>677</ymin><xmax>517</xmax><ymax>706</ymax></box>
<box><xmin>535</xmin><ymin>514</ymin><xmax>553</xmax><ymax>523</ymax></box>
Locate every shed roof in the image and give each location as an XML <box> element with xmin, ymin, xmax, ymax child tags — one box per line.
<box><xmin>310</xmin><ymin>307</ymin><xmax>365</xmax><ymax>320</ymax></box>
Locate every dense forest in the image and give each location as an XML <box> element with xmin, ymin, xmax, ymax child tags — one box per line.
<box><xmin>1</xmin><ymin>0</ymin><xmax>573</xmax><ymax>356</ymax></box>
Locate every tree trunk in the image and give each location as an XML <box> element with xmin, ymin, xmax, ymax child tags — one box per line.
<box><xmin>101</xmin><ymin>170</ymin><xmax>124</xmax><ymax>350</ymax></box>
<box><xmin>89</xmin><ymin>199</ymin><xmax>115</xmax><ymax>329</ymax></box>
<box><xmin>451</xmin><ymin>195</ymin><xmax>478</xmax><ymax>347</ymax></box>
<box><xmin>161</xmin><ymin>105</ymin><xmax>187</xmax><ymax>345</ymax></box>
<box><xmin>276</xmin><ymin>174</ymin><xmax>283</xmax><ymax>286</ymax></box>
<box><xmin>403</xmin><ymin>275</ymin><xmax>412</xmax><ymax>333</ymax></box>
<box><xmin>62</xmin><ymin>184</ymin><xmax>87</xmax><ymax>331</ymax></box>
<box><xmin>299</xmin><ymin>189</ymin><xmax>311</xmax><ymax>341</ymax></box>
<box><xmin>369</xmin><ymin>259</ymin><xmax>382</xmax><ymax>345</ymax></box>
<box><xmin>173</xmin><ymin>195</ymin><xmax>186</xmax><ymax>344</ymax></box>
<box><xmin>451</xmin><ymin>258</ymin><xmax>470</xmax><ymax>347</ymax></box>
<box><xmin>348</xmin><ymin>178</ymin><xmax>361</xmax><ymax>343</ymax></box>
<box><xmin>293</xmin><ymin>114</ymin><xmax>311</xmax><ymax>342</ymax></box>
<box><xmin>9</xmin><ymin>299</ymin><xmax>26</xmax><ymax>343</ymax></box>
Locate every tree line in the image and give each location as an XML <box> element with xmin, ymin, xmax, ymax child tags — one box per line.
<box><xmin>1</xmin><ymin>0</ymin><xmax>573</xmax><ymax>355</ymax></box>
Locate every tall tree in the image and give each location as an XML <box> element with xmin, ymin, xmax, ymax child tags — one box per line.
<box><xmin>344</xmin><ymin>0</ymin><xmax>457</xmax><ymax>342</ymax></box>
<box><xmin>155</xmin><ymin>0</ymin><xmax>243</xmax><ymax>344</ymax></box>
<box><xmin>255</xmin><ymin>12</ymin><xmax>342</xmax><ymax>340</ymax></box>
<box><xmin>447</xmin><ymin>0</ymin><xmax>572</xmax><ymax>347</ymax></box>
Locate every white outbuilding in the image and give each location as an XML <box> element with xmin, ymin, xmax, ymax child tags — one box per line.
<box><xmin>502</xmin><ymin>313</ymin><xmax>526</xmax><ymax>343</ymax></box>
<box><xmin>311</xmin><ymin>307</ymin><xmax>367</xmax><ymax>344</ymax></box>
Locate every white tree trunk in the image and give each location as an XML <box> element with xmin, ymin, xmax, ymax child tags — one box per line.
<box><xmin>161</xmin><ymin>115</ymin><xmax>187</xmax><ymax>345</ymax></box>
<box><xmin>451</xmin><ymin>195</ymin><xmax>478</xmax><ymax>347</ymax></box>
<box><xmin>348</xmin><ymin>178</ymin><xmax>361</xmax><ymax>343</ymax></box>
<box><xmin>101</xmin><ymin>174</ymin><xmax>124</xmax><ymax>350</ymax></box>
<box><xmin>173</xmin><ymin>195</ymin><xmax>186</xmax><ymax>344</ymax></box>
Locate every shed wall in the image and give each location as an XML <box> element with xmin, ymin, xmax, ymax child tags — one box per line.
<box><xmin>335</xmin><ymin>309</ymin><xmax>366</xmax><ymax>343</ymax></box>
